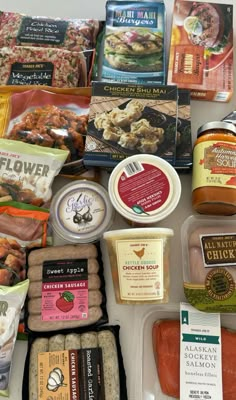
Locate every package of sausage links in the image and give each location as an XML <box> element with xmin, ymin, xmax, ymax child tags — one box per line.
<box><xmin>22</xmin><ymin>325</ymin><xmax>128</xmax><ymax>400</ymax></box>
<box><xmin>25</xmin><ymin>242</ymin><xmax>108</xmax><ymax>334</ymax></box>
<box><xmin>0</xmin><ymin>11</ymin><xmax>100</xmax><ymax>52</ymax></box>
<box><xmin>0</xmin><ymin>46</ymin><xmax>87</xmax><ymax>87</ymax></box>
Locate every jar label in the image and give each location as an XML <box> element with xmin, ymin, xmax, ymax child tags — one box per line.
<box><xmin>115</xmin><ymin>238</ymin><xmax>164</xmax><ymax>301</ymax></box>
<box><xmin>192</xmin><ymin>140</ymin><xmax>236</xmax><ymax>190</ymax></box>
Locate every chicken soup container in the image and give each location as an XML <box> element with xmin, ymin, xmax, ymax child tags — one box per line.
<box><xmin>50</xmin><ymin>180</ymin><xmax>114</xmax><ymax>243</ymax></box>
<box><xmin>103</xmin><ymin>227</ymin><xmax>174</xmax><ymax>304</ymax></box>
<box><xmin>108</xmin><ymin>154</ymin><xmax>181</xmax><ymax>226</ymax></box>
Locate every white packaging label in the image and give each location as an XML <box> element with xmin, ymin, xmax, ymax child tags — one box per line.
<box><xmin>180</xmin><ymin>303</ymin><xmax>222</xmax><ymax>400</ymax></box>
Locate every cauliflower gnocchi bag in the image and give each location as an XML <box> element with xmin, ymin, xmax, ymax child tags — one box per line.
<box><xmin>0</xmin><ymin>139</ymin><xmax>69</xmax><ymax>207</ymax></box>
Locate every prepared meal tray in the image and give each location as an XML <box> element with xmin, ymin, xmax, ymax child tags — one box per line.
<box><xmin>22</xmin><ymin>325</ymin><xmax>128</xmax><ymax>400</ymax></box>
<box><xmin>132</xmin><ymin>304</ymin><xmax>236</xmax><ymax>400</ymax></box>
<box><xmin>25</xmin><ymin>242</ymin><xmax>108</xmax><ymax>334</ymax></box>
<box><xmin>84</xmin><ymin>81</ymin><xmax>178</xmax><ymax>168</ymax></box>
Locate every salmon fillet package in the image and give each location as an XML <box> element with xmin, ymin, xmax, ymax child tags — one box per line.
<box><xmin>152</xmin><ymin>319</ymin><xmax>236</xmax><ymax>400</ymax></box>
<box><xmin>0</xmin><ymin>11</ymin><xmax>100</xmax><ymax>51</ymax></box>
<box><xmin>168</xmin><ymin>1</ymin><xmax>233</xmax><ymax>102</ymax></box>
<box><xmin>181</xmin><ymin>215</ymin><xmax>236</xmax><ymax>312</ymax></box>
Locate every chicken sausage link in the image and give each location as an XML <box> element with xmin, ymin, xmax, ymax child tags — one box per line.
<box><xmin>27</xmin><ymin>274</ymin><xmax>101</xmax><ymax>298</ymax></box>
<box><xmin>29</xmin><ymin>338</ymin><xmax>49</xmax><ymax>400</ymax></box>
<box><xmin>98</xmin><ymin>330</ymin><xmax>120</xmax><ymax>400</ymax></box>
<box><xmin>49</xmin><ymin>334</ymin><xmax>65</xmax><ymax>351</ymax></box>
<box><xmin>27</xmin><ymin>258</ymin><xmax>99</xmax><ymax>281</ymax></box>
<box><xmin>28</xmin><ymin>306</ymin><xmax>103</xmax><ymax>332</ymax></box>
<box><xmin>81</xmin><ymin>331</ymin><xmax>98</xmax><ymax>348</ymax></box>
<box><xmin>28</xmin><ymin>244</ymin><xmax>98</xmax><ymax>267</ymax></box>
<box><xmin>28</xmin><ymin>290</ymin><xmax>103</xmax><ymax>314</ymax></box>
<box><xmin>65</xmin><ymin>333</ymin><xmax>81</xmax><ymax>350</ymax></box>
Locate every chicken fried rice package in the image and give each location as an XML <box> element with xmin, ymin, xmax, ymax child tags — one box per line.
<box><xmin>181</xmin><ymin>215</ymin><xmax>236</xmax><ymax>312</ymax></box>
<box><xmin>0</xmin><ymin>279</ymin><xmax>29</xmax><ymax>397</ymax></box>
<box><xmin>0</xmin><ymin>138</ymin><xmax>69</xmax><ymax>207</ymax></box>
<box><xmin>0</xmin><ymin>11</ymin><xmax>100</xmax><ymax>52</ymax></box>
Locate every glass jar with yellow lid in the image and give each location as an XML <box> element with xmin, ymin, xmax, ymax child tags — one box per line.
<box><xmin>192</xmin><ymin>121</ymin><xmax>236</xmax><ymax>215</ymax></box>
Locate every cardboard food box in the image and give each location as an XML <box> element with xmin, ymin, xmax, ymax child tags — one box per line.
<box><xmin>83</xmin><ymin>81</ymin><xmax>178</xmax><ymax>169</ymax></box>
<box><xmin>101</xmin><ymin>0</ymin><xmax>166</xmax><ymax>85</ymax></box>
<box><xmin>175</xmin><ymin>88</ymin><xmax>192</xmax><ymax>170</ymax></box>
<box><xmin>168</xmin><ymin>1</ymin><xmax>233</xmax><ymax>102</ymax></box>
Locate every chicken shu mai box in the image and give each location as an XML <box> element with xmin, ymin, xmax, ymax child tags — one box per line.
<box><xmin>84</xmin><ymin>82</ymin><xmax>178</xmax><ymax>169</ymax></box>
<box><xmin>101</xmin><ymin>0</ymin><xmax>166</xmax><ymax>84</ymax></box>
<box><xmin>168</xmin><ymin>0</ymin><xmax>233</xmax><ymax>102</ymax></box>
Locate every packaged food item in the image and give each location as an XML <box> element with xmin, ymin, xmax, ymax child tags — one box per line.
<box><xmin>102</xmin><ymin>0</ymin><xmax>166</xmax><ymax>84</ymax></box>
<box><xmin>22</xmin><ymin>325</ymin><xmax>128</xmax><ymax>400</ymax></box>
<box><xmin>168</xmin><ymin>1</ymin><xmax>233</xmax><ymax>102</ymax></box>
<box><xmin>50</xmin><ymin>180</ymin><xmax>114</xmax><ymax>243</ymax></box>
<box><xmin>175</xmin><ymin>89</ymin><xmax>192</xmax><ymax>170</ymax></box>
<box><xmin>181</xmin><ymin>214</ymin><xmax>236</xmax><ymax>312</ymax></box>
<box><xmin>26</xmin><ymin>243</ymin><xmax>108</xmax><ymax>333</ymax></box>
<box><xmin>0</xmin><ymin>139</ymin><xmax>69</xmax><ymax>207</ymax></box>
<box><xmin>0</xmin><ymin>201</ymin><xmax>50</xmax><ymax>248</ymax></box>
<box><xmin>108</xmin><ymin>154</ymin><xmax>181</xmax><ymax>225</ymax></box>
<box><xmin>0</xmin><ymin>88</ymin><xmax>90</xmax><ymax>165</ymax></box>
<box><xmin>103</xmin><ymin>227</ymin><xmax>173</xmax><ymax>304</ymax></box>
<box><xmin>0</xmin><ymin>11</ymin><xmax>100</xmax><ymax>51</ymax></box>
<box><xmin>0</xmin><ymin>46</ymin><xmax>87</xmax><ymax>87</ymax></box>
<box><xmin>192</xmin><ymin>121</ymin><xmax>236</xmax><ymax>215</ymax></box>
<box><xmin>84</xmin><ymin>81</ymin><xmax>178</xmax><ymax>168</ymax></box>
<box><xmin>0</xmin><ymin>279</ymin><xmax>29</xmax><ymax>397</ymax></box>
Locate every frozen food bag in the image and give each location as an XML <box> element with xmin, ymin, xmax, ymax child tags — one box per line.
<box><xmin>0</xmin><ymin>279</ymin><xmax>29</xmax><ymax>397</ymax></box>
<box><xmin>0</xmin><ymin>139</ymin><xmax>69</xmax><ymax>207</ymax></box>
<box><xmin>0</xmin><ymin>11</ymin><xmax>100</xmax><ymax>52</ymax></box>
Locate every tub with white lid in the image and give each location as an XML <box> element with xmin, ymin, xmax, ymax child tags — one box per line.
<box><xmin>108</xmin><ymin>154</ymin><xmax>181</xmax><ymax>225</ymax></box>
<box><xmin>50</xmin><ymin>180</ymin><xmax>114</xmax><ymax>243</ymax></box>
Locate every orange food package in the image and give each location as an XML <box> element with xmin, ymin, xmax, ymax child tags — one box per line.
<box><xmin>152</xmin><ymin>320</ymin><xmax>236</xmax><ymax>400</ymax></box>
<box><xmin>168</xmin><ymin>1</ymin><xmax>233</xmax><ymax>102</ymax></box>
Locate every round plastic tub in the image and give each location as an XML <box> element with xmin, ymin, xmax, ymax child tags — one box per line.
<box><xmin>50</xmin><ymin>180</ymin><xmax>114</xmax><ymax>243</ymax></box>
<box><xmin>103</xmin><ymin>227</ymin><xmax>174</xmax><ymax>304</ymax></box>
<box><xmin>108</xmin><ymin>154</ymin><xmax>181</xmax><ymax>225</ymax></box>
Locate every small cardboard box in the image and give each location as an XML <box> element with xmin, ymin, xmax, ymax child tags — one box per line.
<box><xmin>168</xmin><ymin>1</ymin><xmax>233</xmax><ymax>102</ymax></box>
<box><xmin>175</xmin><ymin>89</ymin><xmax>192</xmax><ymax>170</ymax></box>
<box><xmin>84</xmin><ymin>81</ymin><xmax>178</xmax><ymax>169</ymax></box>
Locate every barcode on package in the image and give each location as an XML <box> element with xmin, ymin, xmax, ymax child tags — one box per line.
<box><xmin>124</xmin><ymin>162</ymin><xmax>144</xmax><ymax>177</ymax></box>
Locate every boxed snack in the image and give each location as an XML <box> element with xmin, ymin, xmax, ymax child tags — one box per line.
<box><xmin>101</xmin><ymin>0</ymin><xmax>166</xmax><ymax>84</ymax></box>
<box><xmin>181</xmin><ymin>215</ymin><xmax>236</xmax><ymax>312</ymax></box>
<box><xmin>168</xmin><ymin>1</ymin><xmax>233</xmax><ymax>102</ymax></box>
<box><xmin>22</xmin><ymin>325</ymin><xmax>128</xmax><ymax>400</ymax></box>
<box><xmin>175</xmin><ymin>88</ymin><xmax>192</xmax><ymax>170</ymax></box>
<box><xmin>84</xmin><ymin>81</ymin><xmax>178</xmax><ymax>168</ymax></box>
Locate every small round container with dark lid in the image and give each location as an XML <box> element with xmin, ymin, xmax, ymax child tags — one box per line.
<box><xmin>192</xmin><ymin>121</ymin><xmax>236</xmax><ymax>215</ymax></box>
<box><xmin>50</xmin><ymin>180</ymin><xmax>115</xmax><ymax>243</ymax></box>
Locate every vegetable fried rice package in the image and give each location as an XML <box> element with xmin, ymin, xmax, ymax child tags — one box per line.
<box><xmin>0</xmin><ymin>88</ymin><xmax>90</xmax><ymax>165</ymax></box>
<box><xmin>0</xmin><ymin>138</ymin><xmax>69</xmax><ymax>207</ymax></box>
<box><xmin>0</xmin><ymin>11</ymin><xmax>100</xmax><ymax>52</ymax></box>
<box><xmin>0</xmin><ymin>46</ymin><xmax>87</xmax><ymax>87</ymax></box>
<box><xmin>0</xmin><ymin>279</ymin><xmax>29</xmax><ymax>397</ymax></box>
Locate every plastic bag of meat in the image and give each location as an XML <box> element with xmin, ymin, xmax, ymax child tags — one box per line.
<box><xmin>153</xmin><ymin>319</ymin><xmax>236</xmax><ymax>400</ymax></box>
<box><xmin>1</xmin><ymin>88</ymin><xmax>90</xmax><ymax>165</ymax></box>
<box><xmin>0</xmin><ymin>11</ymin><xmax>100</xmax><ymax>52</ymax></box>
<box><xmin>22</xmin><ymin>325</ymin><xmax>127</xmax><ymax>400</ymax></box>
<box><xmin>0</xmin><ymin>279</ymin><xmax>29</xmax><ymax>397</ymax></box>
<box><xmin>0</xmin><ymin>138</ymin><xmax>69</xmax><ymax>207</ymax></box>
<box><xmin>0</xmin><ymin>46</ymin><xmax>87</xmax><ymax>87</ymax></box>
<box><xmin>181</xmin><ymin>214</ymin><xmax>236</xmax><ymax>313</ymax></box>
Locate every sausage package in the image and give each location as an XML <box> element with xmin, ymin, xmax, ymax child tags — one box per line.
<box><xmin>25</xmin><ymin>243</ymin><xmax>108</xmax><ymax>334</ymax></box>
<box><xmin>0</xmin><ymin>46</ymin><xmax>87</xmax><ymax>87</ymax></box>
<box><xmin>22</xmin><ymin>325</ymin><xmax>128</xmax><ymax>400</ymax></box>
<box><xmin>0</xmin><ymin>279</ymin><xmax>29</xmax><ymax>397</ymax></box>
<box><xmin>0</xmin><ymin>138</ymin><xmax>69</xmax><ymax>207</ymax></box>
<box><xmin>181</xmin><ymin>215</ymin><xmax>236</xmax><ymax>312</ymax></box>
<box><xmin>0</xmin><ymin>11</ymin><xmax>100</xmax><ymax>52</ymax></box>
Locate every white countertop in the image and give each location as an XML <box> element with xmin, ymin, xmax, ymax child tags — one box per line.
<box><xmin>0</xmin><ymin>0</ymin><xmax>235</xmax><ymax>399</ymax></box>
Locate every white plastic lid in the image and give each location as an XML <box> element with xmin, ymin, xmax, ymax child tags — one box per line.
<box><xmin>108</xmin><ymin>154</ymin><xmax>181</xmax><ymax>224</ymax></box>
<box><xmin>104</xmin><ymin>227</ymin><xmax>174</xmax><ymax>239</ymax></box>
<box><xmin>50</xmin><ymin>180</ymin><xmax>115</xmax><ymax>243</ymax></box>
